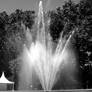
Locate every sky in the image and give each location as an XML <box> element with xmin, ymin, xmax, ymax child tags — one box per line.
<box><xmin>0</xmin><ymin>0</ymin><xmax>80</xmax><ymax>14</ymax></box>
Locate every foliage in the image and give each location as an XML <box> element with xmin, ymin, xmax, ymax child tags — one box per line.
<box><xmin>47</xmin><ymin>8</ymin><xmax>64</xmax><ymax>42</ymax></box>
<box><xmin>0</xmin><ymin>9</ymin><xmax>35</xmax><ymax>77</ymax></box>
<box><xmin>47</xmin><ymin>0</ymin><xmax>92</xmax><ymax>88</ymax></box>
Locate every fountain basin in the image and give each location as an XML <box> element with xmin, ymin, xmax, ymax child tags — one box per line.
<box><xmin>0</xmin><ymin>89</ymin><xmax>92</xmax><ymax>92</ymax></box>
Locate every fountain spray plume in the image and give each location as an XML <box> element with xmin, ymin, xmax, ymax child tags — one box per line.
<box><xmin>18</xmin><ymin>0</ymin><xmax>78</xmax><ymax>90</ymax></box>
<box><xmin>29</xmin><ymin>0</ymin><xmax>77</xmax><ymax>90</ymax></box>
<box><xmin>55</xmin><ymin>30</ymin><xmax>76</xmax><ymax>85</ymax></box>
<box><xmin>56</xmin><ymin>30</ymin><xmax>75</xmax><ymax>54</ymax></box>
<box><xmin>37</xmin><ymin>0</ymin><xmax>46</xmax><ymax>46</ymax></box>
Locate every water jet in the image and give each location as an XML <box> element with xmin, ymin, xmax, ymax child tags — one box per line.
<box><xmin>18</xmin><ymin>0</ymin><xmax>79</xmax><ymax>91</ymax></box>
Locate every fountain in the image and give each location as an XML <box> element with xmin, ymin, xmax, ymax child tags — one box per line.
<box><xmin>18</xmin><ymin>0</ymin><xmax>78</xmax><ymax>91</ymax></box>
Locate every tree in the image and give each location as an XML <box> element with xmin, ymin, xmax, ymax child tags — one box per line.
<box><xmin>8</xmin><ymin>9</ymin><xmax>35</xmax><ymax>29</ymax></box>
<box><xmin>47</xmin><ymin>8</ymin><xmax>64</xmax><ymax>42</ymax></box>
<box><xmin>47</xmin><ymin>0</ymin><xmax>92</xmax><ymax>88</ymax></box>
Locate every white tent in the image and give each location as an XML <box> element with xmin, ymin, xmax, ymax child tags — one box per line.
<box><xmin>0</xmin><ymin>72</ymin><xmax>14</xmax><ymax>84</ymax></box>
<box><xmin>0</xmin><ymin>72</ymin><xmax>14</xmax><ymax>91</ymax></box>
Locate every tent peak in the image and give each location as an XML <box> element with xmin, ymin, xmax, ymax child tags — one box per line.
<box><xmin>0</xmin><ymin>72</ymin><xmax>14</xmax><ymax>84</ymax></box>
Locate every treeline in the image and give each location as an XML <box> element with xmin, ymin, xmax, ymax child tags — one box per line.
<box><xmin>0</xmin><ymin>9</ymin><xmax>35</xmax><ymax>76</ymax></box>
<box><xmin>0</xmin><ymin>0</ymin><xmax>92</xmax><ymax>89</ymax></box>
<box><xmin>48</xmin><ymin>0</ymin><xmax>92</xmax><ymax>88</ymax></box>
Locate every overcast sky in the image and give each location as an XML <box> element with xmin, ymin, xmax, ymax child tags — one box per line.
<box><xmin>0</xmin><ymin>0</ymin><xmax>80</xmax><ymax>14</ymax></box>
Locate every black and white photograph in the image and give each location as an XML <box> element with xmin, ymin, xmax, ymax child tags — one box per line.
<box><xmin>0</xmin><ymin>0</ymin><xmax>91</xmax><ymax>92</ymax></box>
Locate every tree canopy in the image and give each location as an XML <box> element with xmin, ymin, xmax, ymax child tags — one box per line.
<box><xmin>48</xmin><ymin>0</ymin><xmax>92</xmax><ymax>88</ymax></box>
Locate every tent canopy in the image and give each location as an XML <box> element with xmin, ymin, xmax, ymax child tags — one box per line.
<box><xmin>0</xmin><ymin>72</ymin><xmax>14</xmax><ymax>84</ymax></box>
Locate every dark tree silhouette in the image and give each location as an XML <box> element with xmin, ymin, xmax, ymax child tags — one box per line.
<box><xmin>47</xmin><ymin>0</ymin><xmax>92</xmax><ymax>88</ymax></box>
